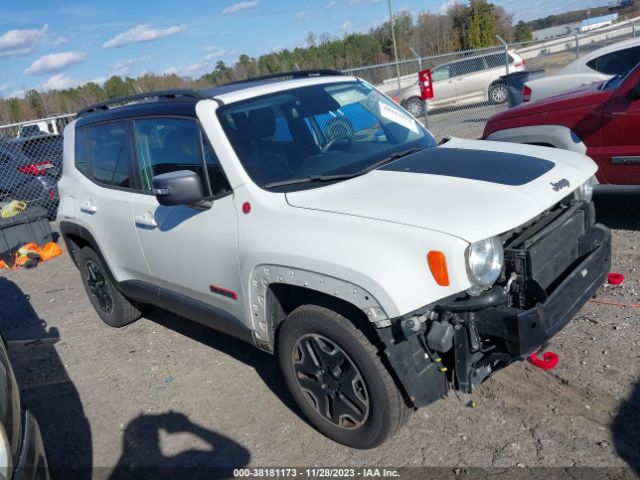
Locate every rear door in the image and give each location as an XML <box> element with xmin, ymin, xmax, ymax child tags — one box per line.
<box><xmin>75</xmin><ymin>121</ymin><xmax>149</xmax><ymax>280</ymax></box>
<box><xmin>451</xmin><ymin>57</ymin><xmax>487</xmax><ymax>104</ymax></box>
<box><xmin>129</xmin><ymin>116</ymin><xmax>244</xmax><ymax>320</ymax></box>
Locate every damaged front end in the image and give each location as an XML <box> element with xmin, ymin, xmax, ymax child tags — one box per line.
<box><xmin>376</xmin><ymin>198</ymin><xmax>611</xmax><ymax>407</ymax></box>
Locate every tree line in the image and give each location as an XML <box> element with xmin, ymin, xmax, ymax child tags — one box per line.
<box><xmin>0</xmin><ymin>0</ymin><xmax>552</xmax><ymax>125</ymax></box>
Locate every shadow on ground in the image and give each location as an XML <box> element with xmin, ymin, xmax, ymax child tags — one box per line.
<box><xmin>595</xmin><ymin>195</ymin><xmax>640</xmax><ymax>231</ymax></box>
<box><xmin>109</xmin><ymin>411</ymin><xmax>250</xmax><ymax>480</ymax></box>
<box><xmin>0</xmin><ymin>276</ymin><xmax>92</xmax><ymax>479</ymax></box>
<box><xmin>613</xmin><ymin>381</ymin><xmax>640</xmax><ymax>476</ymax></box>
<box><xmin>146</xmin><ymin>308</ymin><xmax>303</xmax><ymax>420</ymax></box>
<box><xmin>0</xmin><ymin>277</ymin><xmax>251</xmax><ymax>480</ymax></box>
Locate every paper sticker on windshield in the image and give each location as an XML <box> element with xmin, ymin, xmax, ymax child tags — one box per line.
<box><xmin>378</xmin><ymin>101</ymin><xmax>419</xmax><ymax>134</ymax></box>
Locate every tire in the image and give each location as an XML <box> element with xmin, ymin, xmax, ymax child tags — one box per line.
<box><xmin>78</xmin><ymin>247</ymin><xmax>142</xmax><ymax>328</ymax></box>
<box><xmin>488</xmin><ymin>82</ymin><xmax>508</xmax><ymax>104</ymax></box>
<box><xmin>277</xmin><ymin>304</ymin><xmax>411</xmax><ymax>448</ymax></box>
<box><xmin>403</xmin><ymin>97</ymin><xmax>425</xmax><ymax>117</ymax></box>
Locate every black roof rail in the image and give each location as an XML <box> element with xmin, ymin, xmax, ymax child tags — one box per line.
<box><xmin>77</xmin><ymin>89</ymin><xmax>208</xmax><ymax>117</ymax></box>
<box><xmin>222</xmin><ymin>69</ymin><xmax>345</xmax><ymax>86</ymax></box>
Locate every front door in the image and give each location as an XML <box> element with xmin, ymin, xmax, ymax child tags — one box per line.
<box><xmin>592</xmin><ymin>75</ymin><xmax>640</xmax><ymax>185</ymax></box>
<box><xmin>128</xmin><ymin>117</ymin><xmax>244</xmax><ymax>321</ymax></box>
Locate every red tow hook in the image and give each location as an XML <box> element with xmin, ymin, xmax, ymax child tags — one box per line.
<box><xmin>528</xmin><ymin>351</ymin><xmax>560</xmax><ymax>370</ymax></box>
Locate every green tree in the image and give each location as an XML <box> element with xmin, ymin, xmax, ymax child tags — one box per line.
<box><xmin>515</xmin><ymin>20</ymin><xmax>533</xmax><ymax>42</ymax></box>
<box><xmin>466</xmin><ymin>0</ymin><xmax>497</xmax><ymax>49</ymax></box>
<box><xmin>25</xmin><ymin>90</ymin><xmax>47</xmax><ymax>117</ymax></box>
<box><xmin>103</xmin><ymin>75</ymin><xmax>134</xmax><ymax>99</ymax></box>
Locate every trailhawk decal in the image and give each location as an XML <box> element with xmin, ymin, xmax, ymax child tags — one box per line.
<box><xmin>379</xmin><ymin>147</ymin><xmax>555</xmax><ymax>186</ymax></box>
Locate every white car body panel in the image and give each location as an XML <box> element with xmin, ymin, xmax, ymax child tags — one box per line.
<box><xmin>524</xmin><ymin>37</ymin><xmax>640</xmax><ymax>102</ymax></box>
<box><xmin>525</xmin><ymin>72</ymin><xmax>611</xmax><ymax>103</ymax></box>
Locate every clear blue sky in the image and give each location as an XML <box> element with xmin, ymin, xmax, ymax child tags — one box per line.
<box><xmin>0</xmin><ymin>0</ymin><xmax>610</xmax><ymax>97</ymax></box>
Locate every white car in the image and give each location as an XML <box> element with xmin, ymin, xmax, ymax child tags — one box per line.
<box><xmin>58</xmin><ymin>71</ymin><xmax>610</xmax><ymax>448</ymax></box>
<box><xmin>378</xmin><ymin>50</ymin><xmax>525</xmax><ymax>116</ymax></box>
<box><xmin>523</xmin><ymin>37</ymin><xmax>640</xmax><ymax>103</ymax></box>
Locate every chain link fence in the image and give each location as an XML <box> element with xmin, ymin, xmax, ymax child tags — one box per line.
<box><xmin>345</xmin><ymin>16</ymin><xmax>640</xmax><ymax>140</ymax></box>
<box><xmin>0</xmin><ymin>17</ymin><xmax>639</xmax><ymax>220</ymax></box>
<box><xmin>0</xmin><ymin>114</ymin><xmax>74</xmax><ymax>220</ymax></box>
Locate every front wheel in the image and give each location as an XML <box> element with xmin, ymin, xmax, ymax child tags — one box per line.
<box><xmin>403</xmin><ymin>97</ymin><xmax>425</xmax><ymax>117</ymax></box>
<box><xmin>488</xmin><ymin>82</ymin><xmax>509</xmax><ymax>104</ymax></box>
<box><xmin>277</xmin><ymin>305</ymin><xmax>411</xmax><ymax>448</ymax></box>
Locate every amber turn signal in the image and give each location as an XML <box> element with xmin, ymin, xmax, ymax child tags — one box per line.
<box><xmin>427</xmin><ymin>251</ymin><xmax>450</xmax><ymax>286</ymax></box>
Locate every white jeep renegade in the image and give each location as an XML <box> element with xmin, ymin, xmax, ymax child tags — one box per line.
<box><xmin>58</xmin><ymin>70</ymin><xmax>611</xmax><ymax>448</ymax></box>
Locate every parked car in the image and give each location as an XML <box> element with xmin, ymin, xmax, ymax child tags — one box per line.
<box><xmin>522</xmin><ymin>37</ymin><xmax>640</xmax><ymax>103</ymax></box>
<box><xmin>0</xmin><ymin>135</ymin><xmax>62</xmax><ymax>218</ymax></box>
<box><xmin>484</xmin><ymin>62</ymin><xmax>640</xmax><ymax>193</ymax></box>
<box><xmin>378</xmin><ymin>50</ymin><xmax>525</xmax><ymax>116</ymax></box>
<box><xmin>58</xmin><ymin>71</ymin><xmax>610</xmax><ymax>448</ymax></box>
<box><xmin>0</xmin><ymin>334</ymin><xmax>50</xmax><ymax>479</ymax></box>
<box><xmin>17</xmin><ymin>120</ymin><xmax>60</xmax><ymax>138</ymax></box>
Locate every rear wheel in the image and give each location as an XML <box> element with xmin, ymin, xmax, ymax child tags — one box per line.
<box><xmin>489</xmin><ymin>82</ymin><xmax>508</xmax><ymax>104</ymax></box>
<box><xmin>277</xmin><ymin>304</ymin><xmax>411</xmax><ymax>448</ymax></box>
<box><xmin>78</xmin><ymin>247</ymin><xmax>142</xmax><ymax>327</ymax></box>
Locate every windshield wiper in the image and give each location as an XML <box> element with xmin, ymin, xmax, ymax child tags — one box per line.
<box><xmin>360</xmin><ymin>147</ymin><xmax>425</xmax><ymax>173</ymax></box>
<box><xmin>263</xmin><ymin>172</ymin><xmax>362</xmax><ymax>189</ymax></box>
<box><xmin>262</xmin><ymin>147</ymin><xmax>425</xmax><ymax>190</ymax></box>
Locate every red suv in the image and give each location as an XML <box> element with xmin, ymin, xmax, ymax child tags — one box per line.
<box><xmin>483</xmin><ymin>63</ymin><xmax>640</xmax><ymax>192</ymax></box>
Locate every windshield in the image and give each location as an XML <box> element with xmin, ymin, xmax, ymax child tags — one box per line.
<box><xmin>217</xmin><ymin>81</ymin><xmax>436</xmax><ymax>190</ymax></box>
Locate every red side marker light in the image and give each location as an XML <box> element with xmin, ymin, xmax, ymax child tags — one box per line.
<box><xmin>528</xmin><ymin>351</ymin><xmax>559</xmax><ymax>370</ymax></box>
<box><xmin>209</xmin><ymin>284</ymin><xmax>238</xmax><ymax>300</ymax></box>
<box><xmin>242</xmin><ymin>202</ymin><xmax>251</xmax><ymax>214</ymax></box>
<box><xmin>607</xmin><ymin>273</ymin><xmax>624</xmax><ymax>285</ymax></box>
<box><xmin>522</xmin><ymin>85</ymin><xmax>532</xmax><ymax>103</ymax></box>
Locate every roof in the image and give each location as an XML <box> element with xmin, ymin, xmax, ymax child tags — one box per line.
<box><xmin>581</xmin><ymin>13</ymin><xmax>618</xmax><ymax>27</ymax></box>
<box><xmin>76</xmin><ymin>70</ymin><xmax>347</xmax><ymax>120</ymax></box>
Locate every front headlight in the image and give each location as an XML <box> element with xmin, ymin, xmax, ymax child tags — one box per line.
<box><xmin>575</xmin><ymin>177</ymin><xmax>595</xmax><ymax>203</ymax></box>
<box><xmin>465</xmin><ymin>236</ymin><xmax>504</xmax><ymax>294</ymax></box>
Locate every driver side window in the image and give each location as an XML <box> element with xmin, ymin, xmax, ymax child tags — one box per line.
<box><xmin>132</xmin><ymin>117</ymin><xmax>231</xmax><ymax>197</ymax></box>
<box><xmin>309</xmin><ymin>104</ymin><xmax>382</xmax><ymax>144</ymax></box>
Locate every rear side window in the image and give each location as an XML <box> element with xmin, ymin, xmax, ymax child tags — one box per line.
<box><xmin>452</xmin><ymin>58</ymin><xmax>485</xmax><ymax>76</ymax></box>
<box><xmin>86</xmin><ymin>122</ymin><xmax>132</xmax><ymax>188</ymax></box>
<box><xmin>484</xmin><ymin>53</ymin><xmax>514</xmax><ymax>69</ymax></box>
<box><xmin>586</xmin><ymin>46</ymin><xmax>640</xmax><ymax>75</ymax></box>
<box><xmin>132</xmin><ymin>118</ymin><xmax>231</xmax><ymax>197</ymax></box>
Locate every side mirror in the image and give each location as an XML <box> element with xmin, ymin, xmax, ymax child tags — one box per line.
<box><xmin>152</xmin><ymin>170</ymin><xmax>204</xmax><ymax>207</ymax></box>
<box><xmin>628</xmin><ymin>80</ymin><xmax>640</xmax><ymax>101</ymax></box>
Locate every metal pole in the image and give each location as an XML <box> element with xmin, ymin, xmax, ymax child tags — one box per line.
<box><xmin>409</xmin><ymin>46</ymin><xmax>427</xmax><ymax>126</ymax></box>
<box><xmin>496</xmin><ymin>35</ymin><xmax>509</xmax><ymax>75</ymax></box>
<box><xmin>575</xmin><ymin>32</ymin><xmax>580</xmax><ymax>58</ymax></box>
<box><xmin>387</xmin><ymin>0</ymin><xmax>402</xmax><ymax>94</ymax></box>
<box><xmin>633</xmin><ymin>22</ymin><xmax>636</xmax><ymax>38</ymax></box>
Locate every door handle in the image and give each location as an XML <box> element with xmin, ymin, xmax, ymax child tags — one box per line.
<box><xmin>610</xmin><ymin>112</ymin><xmax>627</xmax><ymax>117</ymax></box>
<box><xmin>134</xmin><ymin>215</ymin><xmax>157</xmax><ymax>228</ymax></box>
<box><xmin>80</xmin><ymin>202</ymin><xmax>98</xmax><ymax>214</ymax></box>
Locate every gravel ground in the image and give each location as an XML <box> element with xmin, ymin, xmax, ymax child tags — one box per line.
<box><xmin>0</xmin><ymin>195</ymin><xmax>638</xmax><ymax>479</ymax></box>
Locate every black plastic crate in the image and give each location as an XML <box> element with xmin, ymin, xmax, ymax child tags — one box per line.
<box><xmin>0</xmin><ymin>207</ymin><xmax>53</xmax><ymax>261</ymax></box>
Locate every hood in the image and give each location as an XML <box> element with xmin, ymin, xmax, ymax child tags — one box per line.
<box><xmin>285</xmin><ymin>138</ymin><xmax>597</xmax><ymax>243</ymax></box>
<box><xmin>491</xmin><ymin>84</ymin><xmax>611</xmax><ymax>122</ymax></box>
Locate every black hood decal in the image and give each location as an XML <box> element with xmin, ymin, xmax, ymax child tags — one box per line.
<box><xmin>379</xmin><ymin>147</ymin><xmax>555</xmax><ymax>186</ymax></box>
